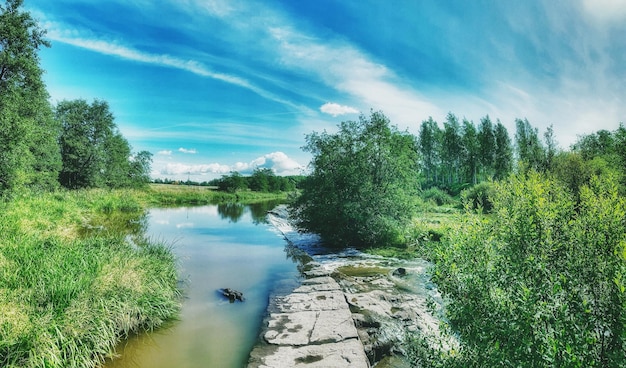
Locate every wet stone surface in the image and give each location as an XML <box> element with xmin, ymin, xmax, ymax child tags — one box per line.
<box><xmin>247</xmin><ymin>266</ymin><xmax>370</xmax><ymax>368</ymax></box>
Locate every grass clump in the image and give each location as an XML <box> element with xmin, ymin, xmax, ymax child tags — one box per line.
<box><xmin>0</xmin><ymin>190</ymin><xmax>180</xmax><ymax>368</ymax></box>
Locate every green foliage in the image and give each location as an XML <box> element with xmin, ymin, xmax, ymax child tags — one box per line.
<box><xmin>0</xmin><ymin>190</ymin><xmax>180</xmax><ymax>367</ymax></box>
<box><xmin>430</xmin><ymin>172</ymin><xmax>626</xmax><ymax>366</ymax></box>
<box><xmin>0</xmin><ymin>0</ymin><xmax>61</xmax><ymax>196</ymax></box>
<box><xmin>460</xmin><ymin>181</ymin><xmax>495</xmax><ymax>213</ymax></box>
<box><xmin>421</xmin><ymin>187</ymin><xmax>456</xmax><ymax>207</ymax></box>
<box><xmin>417</xmin><ymin>114</ymin><xmax>513</xmax><ymax>191</ymax></box>
<box><xmin>292</xmin><ymin>110</ymin><xmax>420</xmax><ymax>248</ymax></box>
<box><xmin>55</xmin><ymin>99</ymin><xmax>151</xmax><ymax>189</ymax></box>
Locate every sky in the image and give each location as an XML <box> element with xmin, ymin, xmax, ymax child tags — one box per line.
<box><xmin>26</xmin><ymin>0</ymin><xmax>626</xmax><ymax>181</ymax></box>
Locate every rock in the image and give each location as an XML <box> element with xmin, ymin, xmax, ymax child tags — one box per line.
<box><xmin>219</xmin><ymin>288</ymin><xmax>244</xmax><ymax>302</ymax></box>
<box><xmin>249</xmin><ymin>276</ymin><xmax>369</xmax><ymax>368</ymax></box>
<box><xmin>392</xmin><ymin>267</ymin><xmax>407</xmax><ymax>277</ymax></box>
<box><xmin>257</xmin><ymin>339</ymin><xmax>369</xmax><ymax>368</ymax></box>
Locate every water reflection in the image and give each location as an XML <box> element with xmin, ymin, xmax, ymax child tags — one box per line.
<box><xmin>217</xmin><ymin>202</ymin><xmax>245</xmax><ymax>222</ymax></box>
<box><xmin>104</xmin><ymin>203</ymin><xmax>300</xmax><ymax>368</ymax></box>
<box><xmin>216</xmin><ymin>199</ymin><xmax>286</xmax><ymax>224</ymax></box>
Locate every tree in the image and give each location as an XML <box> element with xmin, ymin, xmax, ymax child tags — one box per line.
<box><xmin>292</xmin><ymin>111</ymin><xmax>420</xmax><ymax>248</ymax></box>
<box><xmin>493</xmin><ymin>120</ymin><xmax>513</xmax><ymax>179</ymax></box>
<box><xmin>542</xmin><ymin>124</ymin><xmax>558</xmax><ymax>172</ymax></box>
<box><xmin>418</xmin><ymin>117</ymin><xmax>441</xmax><ymax>186</ymax></box>
<box><xmin>461</xmin><ymin>119</ymin><xmax>479</xmax><ymax>185</ymax></box>
<box><xmin>0</xmin><ymin>0</ymin><xmax>60</xmax><ymax>195</ymax></box>
<box><xmin>477</xmin><ymin>115</ymin><xmax>496</xmax><ymax>180</ymax></box>
<box><xmin>515</xmin><ymin>118</ymin><xmax>544</xmax><ymax>172</ymax></box>
<box><xmin>129</xmin><ymin>151</ymin><xmax>153</xmax><ymax>188</ymax></box>
<box><xmin>217</xmin><ymin>171</ymin><xmax>246</xmax><ymax>193</ymax></box>
<box><xmin>249</xmin><ymin>168</ymin><xmax>272</xmax><ymax>192</ymax></box>
<box><xmin>55</xmin><ymin>99</ymin><xmax>147</xmax><ymax>189</ymax></box>
<box><xmin>441</xmin><ymin>113</ymin><xmax>462</xmax><ymax>186</ymax></box>
<box><xmin>57</xmin><ymin>99</ymin><xmax>115</xmax><ymax>188</ymax></box>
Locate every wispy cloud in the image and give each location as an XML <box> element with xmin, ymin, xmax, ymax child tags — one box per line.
<box><xmin>157</xmin><ymin>150</ymin><xmax>172</xmax><ymax>156</ymax></box>
<box><xmin>178</xmin><ymin>147</ymin><xmax>197</xmax><ymax>154</ymax></box>
<box><xmin>320</xmin><ymin>102</ymin><xmax>358</xmax><ymax>117</ymax></box>
<box><xmin>43</xmin><ymin>22</ymin><xmax>309</xmax><ymax>113</ymax></box>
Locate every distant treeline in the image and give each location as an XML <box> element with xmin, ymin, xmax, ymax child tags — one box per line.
<box><xmin>154</xmin><ymin>169</ymin><xmax>306</xmax><ymax>193</ymax></box>
<box><xmin>417</xmin><ymin>113</ymin><xmax>625</xmax><ymax>196</ymax></box>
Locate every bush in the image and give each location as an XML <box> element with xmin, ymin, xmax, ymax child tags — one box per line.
<box><xmin>430</xmin><ymin>173</ymin><xmax>626</xmax><ymax>366</ymax></box>
<box><xmin>421</xmin><ymin>187</ymin><xmax>456</xmax><ymax>206</ymax></box>
<box><xmin>460</xmin><ymin>181</ymin><xmax>494</xmax><ymax>213</ymax></box>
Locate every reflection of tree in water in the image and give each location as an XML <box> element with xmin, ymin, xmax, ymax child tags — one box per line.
<box><xmin>218</xmin><ymin>202</ymin><xmax>246</xmax><ymax>222</ymax></box>
<box><xmin>284</xmin><ymin>244</ymin><xmax>314</xmax><ymax>276</ymax></box>
<box><xmin>248</xmin><ymin>199</ymin><xmax>285</xmax><ymax>224</ymax></box>
<box><xmin>215</xmin><ymin>200</ymin><xmax>287</xmax><ymax>224</ymax></box>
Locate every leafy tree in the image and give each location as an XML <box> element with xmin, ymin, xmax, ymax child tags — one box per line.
<box><xmin>292</xmin><ymin>111</ymin><xmax>420</xmax><ymax>248</ymax></box>
<box><xmin>477</xmin><ymin>115</ymin><xmax>496</xmax><ymax>180</ymax></box>
<box><xmin>542</xmin><ymin>124</ymin><xmax>558</xmax><ymax>172</ymax></box>
<box><xmin>493</xmin><ymin>120</ymin><xmax>513</xmax><ymax>179</ymax></box>
<box><xmin>129</xmin><ymin>150</ymin><xmax>153</xmax><ymax>187</ymax></box>
<box><xmin>56</xmin><ymin>99</ymin><xmax>148</xmax><ymax>189</ymax></box>
<box><xmin>249</xmin><ymin>167</ymin><xmax>272</xmax><ymax>192</ymax></box>
<box><xmin>461</xmin><ymin>118</ymin><xmax>479</xmax><ymax>184</ymax></box>
<box><xmin>441</xmin><ymin>113</ymin><xmax>463</xmax><ymax>186</ymax></box>
<box><xmin>418</xmin><ymin>117</ymin><xmax>441</xmax><ymax>186</ymax></box>
<box><xmin>57</xmin><ymin>99</ymin><xmax>115</xmax><ymax>188</ymax></box>
<box><xmin>0</xmin><ymin>0</ymin><xmax>60</xmax><ymax>195</ymax></box>
<box><xmin>217</xmin><ymin>171</ymin><xmax>246</xmax><ymax>193</ymax></box>
<box><xmin>515</xmin><ymin>118</ymin><xmax>544</xmax><ymax>172</ymax></box>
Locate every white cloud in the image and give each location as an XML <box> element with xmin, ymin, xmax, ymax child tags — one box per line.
<box><xmin>157</xmin><ymin>150</ymin><xmax>172</xmax><ymax>155</ymax></box>
<box><xmin>581</xmin><ymin>0</ymin><xmax>626</xmax><ymax>24</ymax></box>
<box><xmin>155</xmin><ymin>151</ymin><xmax>303</xmax><ymax>178</ymax></box>
<box><xmin>178</xmin><ymin>147</ymin><xmax>197</xmax><ymax>154</ymax></box>
<box><xmin>160</xmin><ymin>162</ymin><xmax>231</xmax><ymax>176</ymax></box>
<box><xmin>320</xmin><ymin>102</ymin><xmax>359</xmax><ymax>117</ymax></box>
<box><xmin>251</xmin><ymin>151</ymin><xmax>303</xmax><ymax>173</ymax></box>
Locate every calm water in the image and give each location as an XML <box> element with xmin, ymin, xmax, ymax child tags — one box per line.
<box><xmin>104</xmin><ymin>202</ymin><xmax>300</xmax><ymax>368</ymax></box>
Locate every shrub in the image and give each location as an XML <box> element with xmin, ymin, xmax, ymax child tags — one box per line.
<box><xmin>430</xmin><ymin>173</ymin><xmax>626</xmax><ymax>366</ymax></box>
<box><xmin>421</xmin><ymin>187</ymin><xmax>456</xmax><ymax>206</ymax></box>
<box><xmin>460</xmin><ymin>181</ymin><xmax>494</xmax><ymax>213</ymax></box>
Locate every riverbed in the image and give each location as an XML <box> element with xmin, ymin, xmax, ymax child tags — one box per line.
<box><xmin>104</xmin><ymin>203</ymin><xmax>300</xmax><ymax>368</ymax></box>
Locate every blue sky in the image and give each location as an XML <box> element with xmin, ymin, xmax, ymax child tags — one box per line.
<box><xmin>27</xmin><ymin>0</ymin><xmax>626</xmax><ymax>180</ymax></box>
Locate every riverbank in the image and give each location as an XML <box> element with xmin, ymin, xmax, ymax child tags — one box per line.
<box><xmin>0</xmin><ymin>189</ymin><xmax>181</xmax><ymax>368</ymax></box>
<box><xmin>138</xmin><ymin>183</ymin><xmax>290</xmax><ymax>207</ymax></box>
<box><xmin>0</xmin><ymin>186</ymin><xmax>295</xmax><ymax>367</ymax></box>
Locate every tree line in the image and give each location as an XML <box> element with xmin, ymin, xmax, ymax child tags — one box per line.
<box><xmin>0</xmin><ymin>0</ymin><xmax>151</xmax><ymax>198</ymax></box>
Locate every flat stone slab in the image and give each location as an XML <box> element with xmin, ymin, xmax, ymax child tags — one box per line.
<box><xmin>249</xmin><ymin>273</ymin><xmax>369</xmax><ymax>367</ymax></box>
<box><xmin>265</xmin><ymin>307</ymin><xmax>358</xmax><ymax>346</ymax></box>
<box><xmin>256</xmin><ymin>339</ymin><xmax>369</xmax><ymax>368</ymax></box>
<box><xmin>274</xmin><ymin>290</ymin><xmax>347</xmax><ymax>312</ymax></box>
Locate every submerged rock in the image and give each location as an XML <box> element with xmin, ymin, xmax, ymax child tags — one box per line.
<box><xmin>392</xmin><ymin>267</ymin><xmax>407</xmax><ymax>277</ymax></box>
<box><xmin>219</xmin><ymin>288</ymin><xmax>244</xmax><ymax>302</ymax></box>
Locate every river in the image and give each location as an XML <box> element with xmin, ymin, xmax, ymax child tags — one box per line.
<box><xmin>104</xmin><ymin>202</ymin><xmax>300</xmax><ymax>368</ymax></box>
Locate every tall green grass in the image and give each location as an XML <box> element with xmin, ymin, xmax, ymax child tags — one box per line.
<box><xmin>0</xmin><ymin>190</ymin><xmax>180</xmax><ymax>367</ymax></box>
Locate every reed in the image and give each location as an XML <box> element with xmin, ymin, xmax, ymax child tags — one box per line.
<box><xmin>0</xmin><ymin>190</ymin><xmax>180</xmax><ymax>368</ymax></box>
